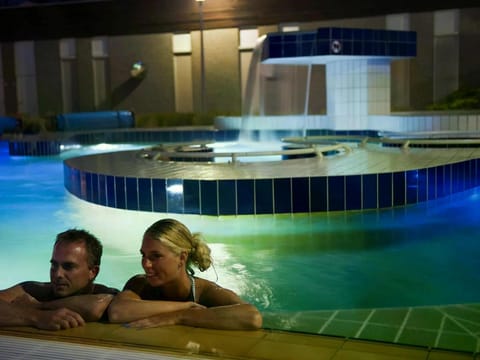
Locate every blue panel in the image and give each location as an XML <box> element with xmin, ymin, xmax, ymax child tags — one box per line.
<box><xmin>427</xmin><ymin>167</ymin><xmax>436</xmax><ymax>200</ymax></box>
<box><xmin>476</xmin><ymin>160</ymin><xmax>480</xmax><ymax>187</ymax></box>
<box><xmin>346</xmin><ymin>175</ymin><xmax>361</xmax><ymax>210</ymax></box>
<box><xmin>310</xmin><ymin>177</ymin><xmax>327</xmax><ymax>212</ymax></box>
<box><xmin>219</xmin><ymin>180</ymin><xmax>236</xmax><ymax>215</ymax></box>
<box><xmin>79</xmin><ymin>172</ymin><xmax>87</xmax><ymax>199</ymax></box>
<box><xmin>406</xmin><ymin>170</ymin><xmax>418</xmax><ymax>204</ymax></box>
<box><xmin>328</xmin><ymin>176</ymin><xmax>345</xmax><ymax>211</ymax></box>
<box><xmin>255</xmin><ymin>179</ymin><xmax>273</xmax><ymax>214</ymax></box>
<box><xmin>342</xmin><ymin>41</ymin><xmax>352</xmax><ymax>55</ymax></box>
<box><xmin>152</xmin><ymin>178</ymin><xmax>167</xmax><ymax>213</ymax></box>
<box><xmin>444</xmin><ymin>165</ymin><xmax>452</xmax><ymax>196</ymax></box>
<box><xmin>237</xmin><ymin>179</ymin><xmax>254</xmax><ymax>215</ymax></box>
<box><xmin>465</xmin><ymin>160</ymin><xmax>473</xmax><ymax>189</ymax></box>
<box><xmin>316</xmin><ymin>40</ymin><xmax>330</xmax><ymax>55</ymax></box>
<box><xmin>292</xmin><ymin>177</ymin><xmax>309</xmax><ymax>213</ymax></box>
<box><xmin>378</xmin><ymin>173</ymin><xmax>392</xmax><ymax>208</ymax></box>
<box><xmin>91</xmin><ymin>173</ymin><xmax>99</xmax><ymax>204</ymax></box>
<box><xmin>436</xmin><ymin>166</ymin><xmax>445</xmax><ymax>198</ymax></box>
<box><xmin>417</xmin><ymin>169</ymin><xmax>427</xmax><ymax>202</ymax></box>
<box><xmin>274</xmin><ymin>178</ymin><xmax>292</xmax><ymax>214</ymax></box>
<box><xmin>115</xmin><ymin>177</ymin><xmax>126</xmax><ymax>209</ymax></box>
<box><xmin>85</xmin><ymin>172</ymin><xmax>93</xmax><ymax>202</ymax></box>
<box><xmin>342</xmin><ymin>27</ymin><xmax>353</xmax><ymax>40</ymax></box>
<box><xmin>125</xmin><ymin>177</ymin><xmax>138</xmax><ymax>210</ymax></box>
<box><xmin>106</xmin><ymin>175</ymin><xmax>115</xmax><ymax>208</ymax></box>
<box><xmin>138</xmin><ymin>178</ymin><xmax>152</xmax><ymax>212</ymax></box>
<box><xmin>362</xmin><ymin>174</ymin><xmax>377</xmax><ymax>209</ymax></box>
<box><xmin>98</xmin><ymin>174</ymin><xmax>107</xmax><ymax>206</ymax></box>
<box><xmin>284</xmin><ymin>42</ymin><xmax>297</xmax><ymax>57</ymax></box>
<box><xmin>317</xmin><ymin>27</ymin><xmax>330</xmax><ymax>40</ymax></box>
<box><xmin>332</xmin><ymin>27</ymin><xmax>341</xmax><ymax>39</ymax></box>
<box><xmin>200</xmin><ymin>180</ymin><xmax>218</xmax><ymax>216</ymax></box>
<box><xmin>352</xmin><ymin>28</ymin><xmax>363</xmax><ymax>41</ymax></box>
<box><xmin>184</xmin><ymin>179</ymin><xmax>200</xmax><ymax>214</ymax></box>
<box><xmin>393</xmin><ymin>172</ymin><xmax>405</xmax><ymax>206</ymax></box>
<box><xmin>166</xmin><ymin>179</ymin><xmax>183</xmax><ymax>214</ymax></box>
<box><xmin>452</xmin><ymin>162</ymin><xmax>465</xmax><ymax>193</ymax></box>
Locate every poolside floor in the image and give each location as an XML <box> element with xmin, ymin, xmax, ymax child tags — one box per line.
<box><xmin>0</xmin><ymin>321</ymin><xmax>475</xmax><ymax>360</ymax></box>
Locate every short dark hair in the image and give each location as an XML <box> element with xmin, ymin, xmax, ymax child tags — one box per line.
<box><xmin>54</xmin><ymin>229</ymin><xmax>103</xmax><ymax>268</ymax></box>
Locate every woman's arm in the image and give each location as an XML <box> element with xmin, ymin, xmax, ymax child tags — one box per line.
<box><xmin>127</xmin><ymin>303</ymin><xmax>262</xmax><ymax>330</ymax></box>
<box><xmin>126</xmin><ymin>282</ymin><xmax>263</xmax><ymax>330</ymax></box>
<box><xmin>108</xmin><ymin>290</ymin><xmax>201</xmax><ymax>323</ymax></box>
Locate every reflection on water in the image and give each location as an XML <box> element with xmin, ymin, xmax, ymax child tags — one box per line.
<box><xmin>1</xmin><ymin>141</ymin><xmax>480</xmax><ymax>315</ymax></box>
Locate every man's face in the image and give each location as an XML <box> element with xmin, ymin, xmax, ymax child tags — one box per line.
<box><xmin>49</xmin><ymin>241</ymin><xmax>98</xmax><ymax>297</ymax></box>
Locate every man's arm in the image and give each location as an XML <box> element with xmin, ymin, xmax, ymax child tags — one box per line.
<box><xmin>0</xmin><ymin>285</ymin><xmax>85</xmax><ymax>330</ymax></box>
<box><xmin>40</xmin><ymin>293</ymin><xmax>114</xmax><ymax>322</ymax></box>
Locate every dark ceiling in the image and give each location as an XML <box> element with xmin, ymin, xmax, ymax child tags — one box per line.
<box><xmin>0</xmin><ymin>0</ymin><xmax>478</xmax><ymax>41</ymax></box>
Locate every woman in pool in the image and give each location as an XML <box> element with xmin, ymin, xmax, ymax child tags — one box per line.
<box><xmin>108</xmin><ymin>218</ymin><xmax>262</xmax><ymax>330</ymax></box>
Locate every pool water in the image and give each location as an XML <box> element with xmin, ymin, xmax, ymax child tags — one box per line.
<box><xmin>1</xmin><ymin>141</ymin><xmax>480</xmax><ymax>315</ymax></box>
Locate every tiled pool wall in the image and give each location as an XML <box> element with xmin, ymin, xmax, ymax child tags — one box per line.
<box><xmin>6</xmin><ymin>126</ymin><xmax>480</xmax><ymax>214</ymax></box>
<box><xmin>64</xmin><ymin>157</ymin><xmax>480</xmax><ymax>215</ymax></box>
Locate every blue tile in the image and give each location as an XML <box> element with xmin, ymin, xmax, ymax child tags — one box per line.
<box><xmin>126</xmin><ymin>177</ymin><xmax>138</xmax><ymax>210</ymax></box>
<box><xmin>237</xmin><ymin>179</ymin><xmax>254</xmax><ymax>215</ymax></box>
<box><xmin>311</xmin><ymin>177</ymin><xmax>327</xmax><ymax>212</ymax></box>
<box><xmin>274</xmin><ymin>178</ymin><xmax>292</xmax><ymax>214</ymax></box>
<box><xmin>418</xmin><ymin>169</ymin><xmax>427</xmax><ymax>202</ymax></box>
<box><xmin>98</xmin><ymin>174</ymin><xmax>107</xmax><ymax>206</ymax></box>
<box><xmin>152</xmin><ymin>178</ymin><xmax>167</xmax><ymax>212</ymax></box>
<box><xmin>393</xmin><ymin>172</ymin><xmax>405</xmax><ymax>206</ymax></box>
<box><xmin>342</xmin><ymin>28</ymin><xmax>353</xmax><ymax>40</ymax></box>
<box><xmin>378</xmin><ymin>173</ymin><xmax>392</xmax><ymax>208</ymax></box>
<box><xmin>284</xmin><ymin>43</ymin><xmax>297</xmax><ymax>57</ymax></box>
<box><xmin>406</xmin><ymin>170</ymin><xmax>418</xmax><ymax>204</ymax></box>
<box><xmin>166</xmin><ymin>179</ymin><xmax>183</xmax><ymax>213</ymax></box>
<box><xmin>362</xmin><ymin>174</ymin><xmax>377</xmax><ymax>209</ymax></box>
<box><xmin>317</xmin><ymin>27</ymin><xmax>331</xmax><ymax>40</ymax></box>
<box><xmin>467</xmin><ymin>160</ymin><xmax>475</xmax><ymax>189</ymax></box>
<box><xmin>427</xmin><ymin>167</ymin><xmax>436</xmax><ymax>200</ymax></box>
<box><xmin>346</xmin><ymin>175</ymin><xmax>361</xmax><ymax>210</ymax></box>
<box><xmin>353</xmin><ymin>40</ymin><xmax>363</xmax><ymax>55</ymax></box>
<box><xmin>316</xmin><ymin>40</ymin><xmax>330</xmax><ymax>55</ymax></box>
<box><xmin>436</xmin><ymin>166</ymin><xmax>446</xmax><ymax>198</ymax></box>
<box><xmin>85</xmin><ymin>172</ymin><xmax>93</xmax><ymax>202</ymax></box>
<box><xmin>115</xmin><ymin>176</ymin><xmax>126</xmax><ymax>209</ymax></box>
<box><xmin>255</xmin><ymin>179</ymin><xmax>273</xmax><ymax>214</ymax></box>
<box><xmin>452</xmin><ymin>162</ymin><xmax>465</xmax><ymax>193</ymax></box>
<box><xmin>138</xmin><ymin>178</ymin><xmax>152</xmax><ymax>212</ymax></box>
<box><xmin>79</xmin><ymin>172</ymin><xmax>87</xmax><ymax>199</ymax></box>
<box><xmin>184</xmin><ymin>179</ymin><xmax>200</xmax><ymax>214</ymax></box>
<box><xmin>328</xmin><ymin>176</ymin><xmax>345</xmax><ymax>211</ymax></box>
<box><xmin>200</xmin><ymin>180</ymin><xmax>218</xmax><ymax>216</ymax></box>
<box><xmin>91</xmin><ymin>173</ymin><xmax>99</xmax><ymax>204</ymax></box>
<box><xmin>444</xmin><ymin>165</ymin><xmax>452</xmax><ymax>196</ymax></box>
<box><xmin>219</xmin><ymin>180</ymin><xmax>236</xmax><ymax>215</ymax></box>
<box><xmin>292</xmin><ymin>177</ymin><xmax>309</xmax><ymax>213</ymax></box>
<box><xmin>332</xmin><ymin>27</ymin><xmax>342</xmax><ymax>39</ymax></box>
<box><xmin>363</xmin><ymin>29</ymin><xmax>373</xmax><ymax>41</ymax></box>
<box><xmin>106</xmin><ymin>175</ymin><xmax>115</xmax><ymax>208</ymax></box>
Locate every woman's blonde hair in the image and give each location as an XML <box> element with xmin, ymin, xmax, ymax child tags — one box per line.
<box><xmin>144</xmin><ymin>218</ymin><xmax>212</xmax><ymax>272</ymax></box>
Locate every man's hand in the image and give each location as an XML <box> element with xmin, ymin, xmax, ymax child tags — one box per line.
<box><xmin>33</xmin><ymin>307</ymin><xmax>85</xmax><ymax>330</ymax></box>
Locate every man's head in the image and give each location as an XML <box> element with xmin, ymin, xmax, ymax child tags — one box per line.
<box><xmin>50</xmin><ymin>229</ymin><xmax>103</xmax><ymax>297</ymax></box>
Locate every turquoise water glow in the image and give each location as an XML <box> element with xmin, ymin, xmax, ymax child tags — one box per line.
<box><xmin>1</xmin><ymin>141</ymin><xmax>479</xmax><ymax>315</ymax></box>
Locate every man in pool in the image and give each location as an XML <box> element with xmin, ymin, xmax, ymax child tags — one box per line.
<box><xmin>0</xmin><ymin>229</ymin><xmax>118</xmax><ymax>330</ymax></box>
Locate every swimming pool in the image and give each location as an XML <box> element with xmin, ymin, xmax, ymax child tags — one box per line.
<box><xmin>1</xmin><ymin>140</ymin><xmax>480</xmax><ymax>328</ymax></box>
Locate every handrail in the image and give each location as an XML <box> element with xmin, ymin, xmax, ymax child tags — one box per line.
<box><xmin>139</xmin><ymin>142</ymin><xmax>351</xmax><ymax>163</ymax></box>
